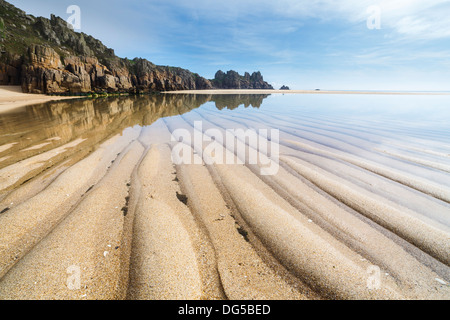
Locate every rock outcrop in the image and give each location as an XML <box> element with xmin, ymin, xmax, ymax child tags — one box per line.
<box><xmin>0</xmin><ymin>52</ymin><xmax>22</xmax><ymax>85</ymax></box>
<box><xmin>21</xmin><ymin>45</ymin><xmax>127</xmax><ymax>94</ymax></box>
<box><xmin>280</xmin><ymin>85</ymin><xmax>290</xmax><ymax>90</ymax></box>
<box><xmin>0</xmin><ymin>0</ymin><xmax>274</xmax><ymax>94</ymax></box>
<box><xmin>211</xmin><ymin>70</ymin><xmax>273</xmax><ymax>90</ymax></box>
<box><xmin>0</xmin><ymin>0</ymin><xmax>213</xmax><ymax>94</ymax></box>
<box><xmin>18</xmin><ymin>45</ymin><xmax>216</xmax><ymax>94</ymax></box>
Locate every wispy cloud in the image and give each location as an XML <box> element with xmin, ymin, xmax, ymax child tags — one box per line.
<box><xmin>164</xmin><ymin>0</ymin><xmax>450</xmax><ymax>40</ymax></box>
<box><xmin>10</xmin><ymin>0</ymin><xmax>450</xmax><ymax>90</ymax></box>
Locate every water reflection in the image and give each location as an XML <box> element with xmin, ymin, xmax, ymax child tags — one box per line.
<box><xmin>0</xmin><ymin>94</ymin><xmax>270</xmax><ymax>172</ymax></box>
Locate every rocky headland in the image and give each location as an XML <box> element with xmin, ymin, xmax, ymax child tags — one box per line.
<box><xmin>0</xmin><ymin>0</ymin><xmax>273</xmax><ymax>95</ymax></box>
<box><xmin>211</xmin><ymin>70</ymin><xmax>273</xmax><ymax>90</ymax></box>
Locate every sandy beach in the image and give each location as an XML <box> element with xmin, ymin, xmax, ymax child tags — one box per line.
<box><xmin>0</xmin><ymin>86</ymin><xmax>80</xmax><ymax>113</ymax></box>
<box><xmin>0</xmin><ymin>93</ymin><xmax>449</xmax><ymax>300</ymax></box>
<box><xmin>2</xmin><ymin>0</ymin><xmax>450</xmax><ymax>306</ymax></box>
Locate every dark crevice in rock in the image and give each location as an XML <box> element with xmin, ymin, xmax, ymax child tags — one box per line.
<box><xmin>0</xmin><ymin>1</ymin><xmax>274</xmax><ymax>95</ymax></box>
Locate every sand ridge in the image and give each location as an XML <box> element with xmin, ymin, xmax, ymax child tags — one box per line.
<box><xmin>0</xmin><ymin>94</ymin><xmax>449</xmax><ymax>300</ymax></box>
<box><xmin>168</xmin><ymin>111</ymin><xmax>449</xmax><ymax>299</ymax></box>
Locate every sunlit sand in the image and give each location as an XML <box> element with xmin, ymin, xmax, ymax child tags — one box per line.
<box><xmin>0</xmin><ymin>93</ymin><xmax>449</xmax><ymax>300</ymax></box>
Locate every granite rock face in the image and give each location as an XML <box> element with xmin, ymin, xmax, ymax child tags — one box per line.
<box><xmin>211</xmin><ymin>70</ymin><xmax>273</xmax><ymax>90</ymax></box>
<box><xmin>22</xmin><ymin>45</ymin><xmax>93</xmax><ymax>94</ymax></box>
<box><xmin>18</xmin><ymin>45</ymin><xmax>215</xmax><ymax>94</ymax></box>
<box><xmin>0</xmin><ymin>53</ymin><xmax>22</xmax><ymax>85</ymax></box>
<box><xmin>0</xmin><ymin>0</ymin><xmax>273</xmax><ymax>94</ymax></box>
<box><xmin>0</xmin><ymin>0</ymin><xmax>213</xmax><ymax>94</ymax></box>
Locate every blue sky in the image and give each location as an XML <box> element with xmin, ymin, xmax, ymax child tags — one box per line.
<box><xmin>10</xmin><ymin>0</ymin><xmax>450</xmax><ymax>91</ymax></box>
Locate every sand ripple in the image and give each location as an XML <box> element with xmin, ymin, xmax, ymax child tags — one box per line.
<box><xmin>0</xmin><ymin>95</ymin><xmax>449</xmax><ymax>300</ymax></box>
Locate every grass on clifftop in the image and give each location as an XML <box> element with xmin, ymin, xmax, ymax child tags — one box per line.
<box><xmin>0</xmin><ymin>3</ymin><xmax>78</xmax><ymax>60</ymax></box>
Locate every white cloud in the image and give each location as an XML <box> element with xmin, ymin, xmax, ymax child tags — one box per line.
<box><xmin>166</xmin><ymin>0</ymin><xmax>450</xmax><ymax>40</ymax></box>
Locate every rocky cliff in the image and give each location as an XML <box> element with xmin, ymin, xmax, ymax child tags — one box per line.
<box><xmin>0</xmin><ymin>0</ymin><xmax>274</xmax><ymax>95</ymax></box>
<box><xmin>211</xmin><ymin>70</ymin><xmax>273</xmax><ymax>90</ymax></box>
<box><xmin>0</xmin><ymin>0</ymin><xmax>213</xmax><ymax>94</ymax></box>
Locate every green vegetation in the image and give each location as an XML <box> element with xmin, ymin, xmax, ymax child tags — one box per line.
<box><xmin>0</xmin><ymin>1</ymin><xmax>212</xmax><ymax>94</ymax></box>
<box><xmin>0</xmin><ymin>17</ymin><xmax>5</xmax><ymax>39</ymax></box>
<box><xmin>0</xmin><ymin>2</ymin><xmax>79</xmax><ymax>60</ymax></box>
<box><xmin>0</xmin><ymin>17</ymin><xmax>4</xmax><ymax>52</ymax></box>
<box><xmin>126</xmin><ymin>58</ymin><xmax>136</xmax><ymax>66</ymax></box>
<box><xmin>48</xmin><ymin>91</ymin><xmax>134</xmax><ymax>99</ymax></box>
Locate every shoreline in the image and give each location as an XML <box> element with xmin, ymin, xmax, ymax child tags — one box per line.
<box><xmin>0</xmin><ymin>89</ymin><xmax>449</xmax><ymax>300</ymax></box>
<box><xmin>2</xmin><ymin>86</ymin><xmax>449</xmax><ymax>114</ymax></box>
<box><xmin>165</xmin><ymin>89</ymin><xmax>450</xmax><ymax>95</ymax></box>
<box><xmin>0</xmin><ymin>86</ymin><xmax>82</xmax><ymax>114</ymax></box>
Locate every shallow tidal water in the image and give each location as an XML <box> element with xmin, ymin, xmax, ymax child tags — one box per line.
<box><xmin>1</xmin><ymin>93</ymin><xmax>450</xmax><ymax>204</ymax></box>
<box><xmin>0</xmin><ymin>93</ymin><xmax>449</xmax><ymax>300</ymax></box>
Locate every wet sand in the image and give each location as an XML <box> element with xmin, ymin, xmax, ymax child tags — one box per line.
<box><xmin>0</xmin><ymin>94</ymin><xmax>449</xmax><ymax>300</ymax></box>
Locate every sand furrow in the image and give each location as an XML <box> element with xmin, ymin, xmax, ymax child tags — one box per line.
<box><xmin>164</xmin><ymin>116</ymin><xmax>403</xmax><ymax>299</ymax></box>
<box><xmin>212</xmin><ymin>162</ymin><xmax>403</xmax><ymax>300</ymax></box>
<box><xmin>282</xmin><ymin>155</ymin><xmax>450</xmax><ymax>265</ymax></box>
<box><xmin>0</xmin><ymin>138</ymin><xmax>86</xmax><ymax>192</ymax></box>
<box><xmin>202</xmin><ymin>109</ymin><xmax>450</xmax><ymax>189</ymax></box>
<box><xmin>0</xmin><ymin>140</ymin><xmax>144</xmax><ymax>300</ymax></box>
<box><xmin>247</xmin><ymin>162</ymin><xmax>450</xmax><ymax>298</ymax></box>
<box><xmin>256</xmin><ymin>109</ymin><xmax>450</xmax><ymax>145</ymax></box>
<box><xmin>239</xmin><ymin>111</ymin><xmax>450</xmax><ymax>167</ymax></box>
<box><xmin>373</xmin><ymin>148</ymin><xmax>450</xmax><ymax>173</ymax></box>
<box><xmin>177</xmin><ymin>157</ymin><xmax>311</xmax><ymax>300</ymax></box>
<box><xmin>127</xmin><ymin>143</ymin><xmax>224</xmax><ymax>300</ymax></box>
<box><xmin>0</xmin><ymin>128</ymin><xmax>141</xmax><ymax>279</ymax></box>
<box><xmin>269</xmin><ymin>125</ymin><xmax>450</xmax><ymax>191</ymax></box>
<box><xmin>166</xmin><ymin>112</ymin><xmax>450</xmax><ymax>298</ymax></box>
<box><xmin>246</xmin><ymin>109</ymin><xmax>450</xmax><ymax>161</ymax></box>
<box><xmin>0</xmin><ymin>158</ymin><xmax>72</xmax><ymax>210</ymax></box>
<box><xmin>281</xmin><ymin>145</ymin><xmax>450</xmax><ymax>227</ymax></box>
<box><xmin>282</xmin><ymin>139</ymin><xmax>450</xmax><ymax>203</ymax></box>
<box><xmin>186</xmin><ymin>110</ymin><xmax>450</xmax><ymax>224</ymax></box>
<box><xmin>1</xmin><ymin>92</ymin><xmax>448</xmax><ymax>300</ymax></box>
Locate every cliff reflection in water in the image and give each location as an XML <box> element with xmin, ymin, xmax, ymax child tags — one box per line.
<box><xmin>0</xmin><ymin>93</ymin><xmax>270</xmax><ymax>180</ymax></box>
